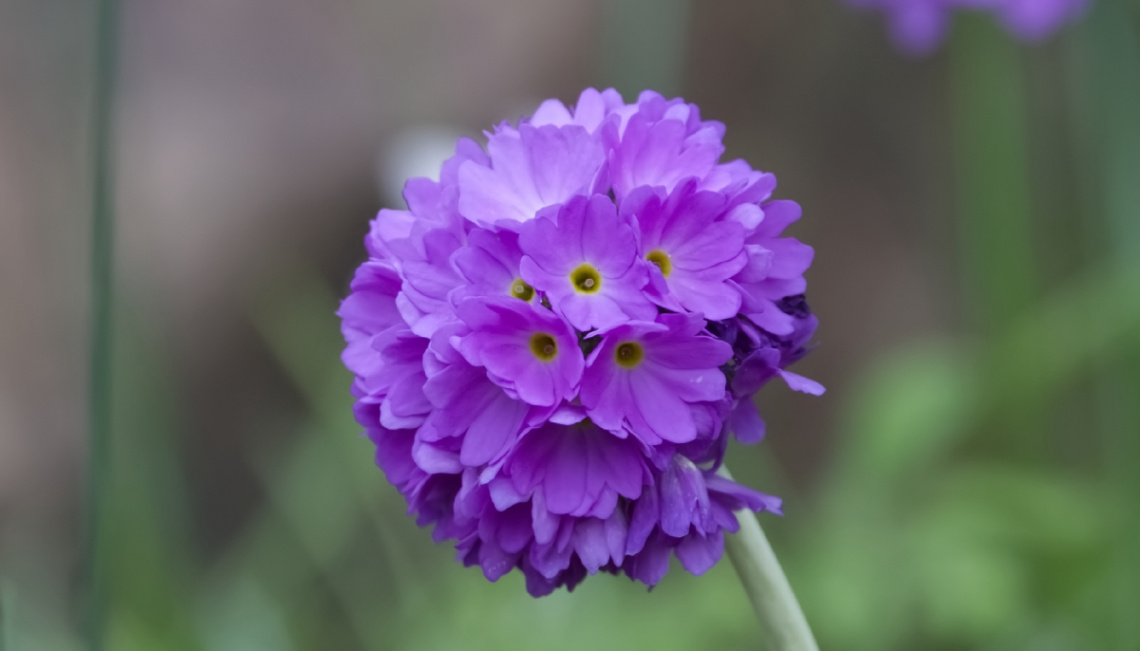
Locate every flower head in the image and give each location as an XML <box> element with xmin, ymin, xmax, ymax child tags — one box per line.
<box><xmin>848</xmin><ymin>0</ymin><xmax>1089</xmax><ymax>54</ymax></box>
<box><xmin>339</xmin><ymin>88</ymin><xmax>822</xmax><ymax>596</ymax></box>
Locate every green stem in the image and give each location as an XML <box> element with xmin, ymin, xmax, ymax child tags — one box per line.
<box><xmin>596</xmin><ymin>0</ymin><xmax>690</xmax><ymax>99</ymax></box>
<box><xmin>950</xmin><ymin>15</ymin><xmax>1036</xmax><ymax>334</ymax></box>
<box><xmin>1066</xmin><ymin>3</ymin><xmax>1140</xmax><ymax>646</ymax></box>
<box><xmin>1</xmin><ymin>580</ymin><xmax>14</xmax><ymax>651</ymax></box>
<box><xmin>719</xmin><ymin>467</ymin><xmax>819</xmax><ymax>651</ymax></box>
<box><xmin>950</xmin><ymin>14</ymin><xmax>1048</xmax><ymax>462</ymax></box>
<box><xmin>86</xmin><ymin>0</ymin><xmax>119</xmax><ymax>649</ymax></box>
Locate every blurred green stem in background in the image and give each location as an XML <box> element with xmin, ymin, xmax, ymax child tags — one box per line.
<box><xmin>951</xmin><ymin>16</ymin><xmax>1036</xmax><ymax>333</ymax></box>
<box><xmin>1</xmin><ymin>580</ymin><xmax>14</xmax><ymax>651</ymax></box>
<box><xmin>86</xmin><ymin>0</ymin><xmax>120</xmax><ymax>649</ymax></box>
<box><xmin>719</xmin><ymin>467</ymin><xmax>819</xmax><ymax>651</ymax></box>
<box><xmin>597</xmin><ymin>0</ymin><xmax>690</xmax><ymax>101</ymax></box>
<box><xmin>951</xmin><ymin>15</ymin><xmax>1051</xmax><ymax>461</ymax></box>
<box><xmin>1065</xmin><ymin>1</ymin><xmax>1140</xmax><ymax>646</ymax></box>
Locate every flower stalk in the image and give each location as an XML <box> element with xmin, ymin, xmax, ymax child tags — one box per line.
<box><xmin>1</xmin><ymin>580</ymin><xmax>15</xmax><ymax>651</ymax></box>
<box><xmin>720</xmin><ymin>467</ymin><xmax>819</xmax><ymax>651</ymax></box>
<box><xmin>86</xmin><ymin>0</ymin><xmax>119</xmax><ymax>648</ymax></box>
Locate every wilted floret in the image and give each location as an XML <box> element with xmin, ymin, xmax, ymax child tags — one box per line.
<box><xmin>340</xmin><ymin>88</ymin><xmax>822</xmax><ymax>596</ymax></box>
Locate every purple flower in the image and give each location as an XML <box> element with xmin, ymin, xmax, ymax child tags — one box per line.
<box><xmin>732</xmin><ymin>199</ymin><xmax>815</xmax><ymax>336</ymax></box>
<box><xmin>621</xmin><ymin>180</ymin><xmax>747</xmax><ymax>319</ymax></box>
<box><xmin>420</xmin><ymin>323</ymin><xmax>546</xmax><ymax>467</ymax></box>
<box><xmin>848</xmin><ymin>0</ymin><xmax>1090</xmax><ymax>54</ymax></box>
<box><xmin>339</xmin><ymin>261</ymin><xmax>403</xmax><ymax>380</ymax></box>
<box><xmin>393</xmin><ymin>229</ymin><xmax>465</xmax><ymax>337</ymax></box>
<box><xmin>997</xmin><ymin>0</ymin><xmax>1089</xmax><ymax>40</ymax></box>
<box><xmin>450</xmin><ymin>228</ymin><xmax>533</xmax><ymax>305</ymax></box>
<box><xmin>519</xmin><ymin>194</ymin><xmax>657</xmax><ymax>331</ymax></box>
<box><xmin>604</xmin><ymin>93</ymin><xmax>726</xmax><ymax>201</ymax></box>
<box><xmin>453</xmin><ymin>297</ymin><xmax>583</xmax><ymax>407</ymax></box>
<box><xmin>458</xmin><ymin>124</ymin><xmax>605</xmax><ymax>227</ymax></box>
<box><xmin>340</xmin><ymin>88</ymin><xmax>822</xmax><ymax>597</ymax></box>
<box><xmin>623</xmin><ymin>457</ymin><xmax>782</xmax><ymax>583</ymax></box>
<box><xmin>714</xmin><ymin>295</ymin><xmax>823</xmax><ymax>445</ymax></box>
<box><xmin>505</xmin><ymin>418</ymin><xmax>646</xmax><ymax>518</ymax></box>
<box><xmin>581</xmin><ymin>313</ymin><xmax>733</xmax><ymax>445</ymax></box>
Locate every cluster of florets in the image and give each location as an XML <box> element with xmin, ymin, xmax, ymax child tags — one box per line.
<box><xmin>848</xmin><ymin>0</ymin><xmax>1089</xmax><ymax>54</ymax></box>
<box><xmin>339</xmin><ymin>88</ymin><xmax>822</xmax><ymax>596</ymax></box>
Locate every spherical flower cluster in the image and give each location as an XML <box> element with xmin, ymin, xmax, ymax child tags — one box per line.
<box><xmin>848</xmin><ymin>0</ymin><xmax>1089</xmax><ymax>54</ymax></box>
<box><xmin>339</xmin><ymin>88</ymin><xmax>823</xmax><ymax>596</ymax></box>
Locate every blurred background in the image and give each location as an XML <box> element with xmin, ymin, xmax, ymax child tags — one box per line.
<box><xmin>2</xmin><ymin>0</ymin><xmax>1139</xmax><ymax>649</ymax></box>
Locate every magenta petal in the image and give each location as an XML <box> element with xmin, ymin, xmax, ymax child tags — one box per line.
<box><xmin>604</xmin><ymin>510</ymin><xmax>628</xmax><ymax>567</ymax></box>
<box><xmin>543</xmin><ymin>433</ymin><xmax>588</xmax><ymax>515</ymax></box>
<box><xmin>454</xmin><ymin>298</ymin><xmax>583</xmax><ymax>407</ymax></box>
<box><xmin>572</xmin><ymin>518</ymin><xmax>610</xmax><ymax>573</ymax></box>
<box><xmin>727</xmin><ymin>399</ymin><xmax>767</xmax><ymax>444</ymax></box>
<box><xmin>458</xmin><ymin>124</ymin><xmax>604</xmax><ymax>226</ymax></box>
<box><xmin>597</xmin><ymin>435</ymin><xmax>645</xmax><ymax>500</ymax></box>
<box><xmin>675</xmin><ymin>531</ymin><xmax>724</xmax><ymax>575</ymax></box>
<box><xmin>706</xmin><ymin>474</ymin><xmax>783</xmax><ymax>516</ymax></box>
<box><xmin>754</xmin><ymin>200</ymin><xmax>802</xmax><ymax>238</ymax></box>
<box><xmin>531</xmin><ymin>492</ymin><xmax>561</xmax><ymax>545</ymax></box>
<box><xmin>479</xmin><ymin>540</ymin><xmax>517</xmax><ymax>582</ymax></box>
<box><xmin>630</xmin><ymin>371</ymin><xmax>697</xmax><ymax>443</ymax></box>
<box><xmin>765</xmin><ymin>238</ymin><xmax>815</xmax><ymax>279</ymax></box>
<box><xmin>626</xmin><ymin>532</ymin><xmax>672</xmax><ymax>585</ymax></box>
<box><xmin>530</xmin><ymin>98</ymin><xmax>573</xmax><ymax>127</ymax></box>
<box><xmin>488</xmin><ymin>476</ymin><xmax>527</xmax><ymax>510</ymax></box>
<box><xmin>779</xmin><ymin>370</ymin><xmax>826</xmax><ymax>395</ymax></box>
<box><xmin>626</xmin><ymin>483</ymin><xmax>659</xmax><ymax>556</ymax></box>
<box><xmin>579</xmin><ymin>195</ymin><xmax>637</xmax><ymax>276</ymax></box>
<box><xmin>459</xmin><ymin>388</ymin><xmax>529</xmax><ymax>466</ymax></box>
<box><xmin>411</xmin><ymin>439</ymin><xmax>462</xmax><ymax>474</ymax></box>
<box><xmin>659</xmin><ymin>457</ymin><xmax>707</xmax><ymax>537</ymax></box>
<box><xmin>497</xmin><ymin>505</ymin><xmax>533</xmax><ymax>554</ymax></box>
<box><xmin>888</xmin><ymin>2</ymin><xmax>949</xmax><ymax>55</ymax></box>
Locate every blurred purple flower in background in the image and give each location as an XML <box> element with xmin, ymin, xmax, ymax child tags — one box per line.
<box><xmin>339</xmin><ymin>88</ymin><xmax>822</xmax><ymax>596</ymax></box>
<box><xmin>848</xmin><ymin>0</ymin><xmax>1089</xmax><ymax>54</ymax></box>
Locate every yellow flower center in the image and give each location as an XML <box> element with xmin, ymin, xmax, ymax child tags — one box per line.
<box><xmin>570</xmin><ymin>264</ymin><xmax>602</xmax><ymax>294</ymax></box>
<box><xmin>646</xmin><ymin>249</ymin><xmax>672</xmax><ymax>278</ymax></box>
<box><xmin>614</xmin><ymin>341</ymin><xmax>644</xmax><ymax>369</ymax></box>
<box><xmin>510</xmin><ymin>278</ymin><xmax>535</xmax><ymax>302</ymax></box>
<box><xmin>529</xmin><ymin>332</ymin><xmax>558</xmax><ymax>362</ymax></box>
